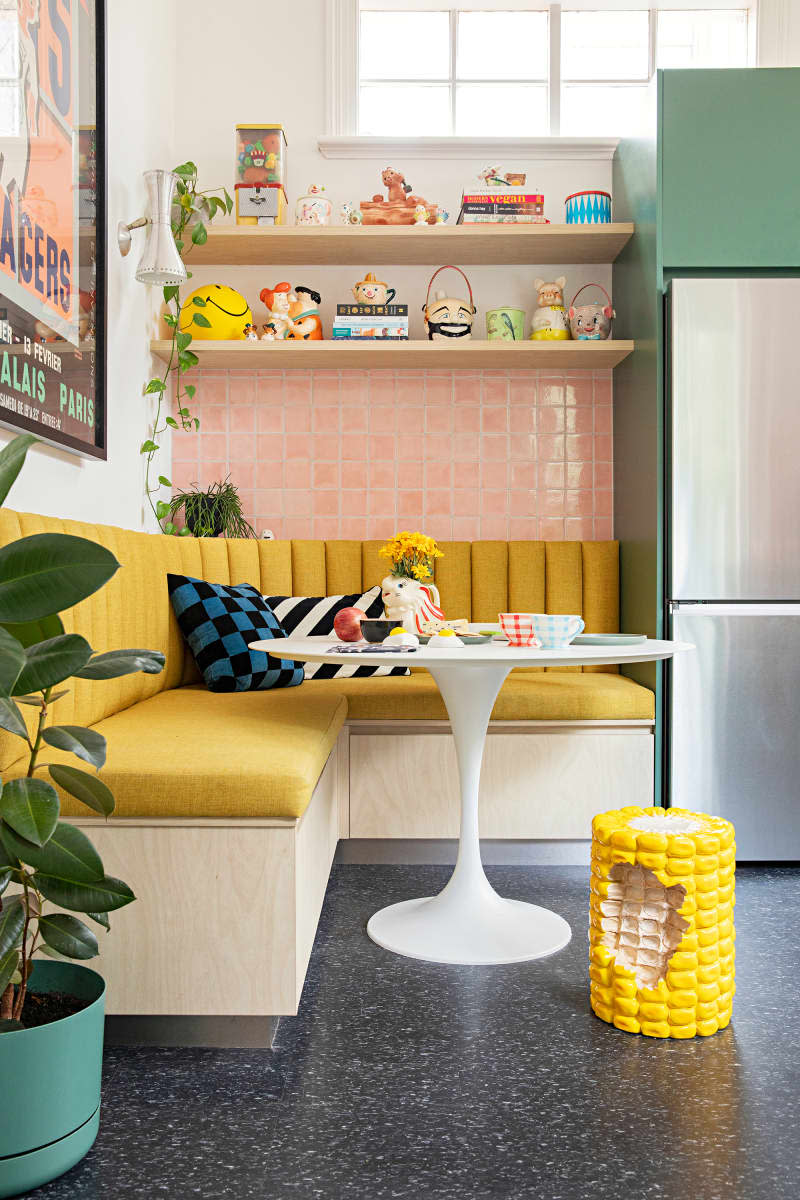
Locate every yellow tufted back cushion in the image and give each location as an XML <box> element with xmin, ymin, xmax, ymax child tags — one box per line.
<box><xmin>0</xmin><ymin>512</ymin><xmax>619</xmax><ymax>767</ymax></box>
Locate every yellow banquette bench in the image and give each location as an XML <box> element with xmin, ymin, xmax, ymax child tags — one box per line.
<box><xmin>0</xmin><ymin>511</ymin><xmax>655</xmax><ymax>1022</ymax></box>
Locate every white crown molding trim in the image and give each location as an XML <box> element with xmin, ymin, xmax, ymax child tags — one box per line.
<box><xmin>318</xmin><ymin>135</ymin><xmax>621</xmax><ymax>162</ymax></box>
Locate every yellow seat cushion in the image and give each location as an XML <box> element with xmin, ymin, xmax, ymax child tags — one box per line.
<box><xmin>311</xmin><ymin>671</ymin><xmax>654</xmax><ymax>722</ymax></box>
<box><xmin>7</xmin><ymin>686</ymin><xmax>347</xmax><ymax>821</ymax></box>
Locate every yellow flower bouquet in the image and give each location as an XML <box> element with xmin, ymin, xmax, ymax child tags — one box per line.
<box><xmin>378</xmin><ymin>531</ymin><xmax>443</xmax><ymax>581</ymax></box>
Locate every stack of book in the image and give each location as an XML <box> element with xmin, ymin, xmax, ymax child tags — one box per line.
<box><xmin>332</xmin><ymin>303</ymin><xmax>409</xmax><ymax>339</ymax></box>
<box><xmin>458</xmin><ymin>191</ymin><xmax>547</xmax><ymax>225</ymax></box>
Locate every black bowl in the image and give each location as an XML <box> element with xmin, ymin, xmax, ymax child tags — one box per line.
<box><xmin>360</xmin><ymin>618</ymin><xmax>397</xmax><ymax>643</ymax></box>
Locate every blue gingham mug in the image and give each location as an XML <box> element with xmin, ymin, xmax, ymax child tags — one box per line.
<box><xmin>530</xmin><ymin>613</ymin><xmax>585</xmax><ymax>648</ymax></box>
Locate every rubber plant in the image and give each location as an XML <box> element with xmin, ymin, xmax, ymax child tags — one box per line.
<box><xmin>140</xmin><ymin>161</ymin><xmax>233</xmax><ymax>535</ymax></box>
<box><xmin>0</xmin><ymin>435</ymin><xmax>165</xmax><ymax>1030</ymax></box>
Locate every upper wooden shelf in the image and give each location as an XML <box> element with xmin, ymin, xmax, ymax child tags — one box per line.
<box><xmin>186</xmin><ymin>223</ymin><xmax>634</xmax><ymax>268</ymax></box>
<box><xmin>150</xmin><ymin>338</ymin><xmax>634</xmax><ymax>371</ymax></box>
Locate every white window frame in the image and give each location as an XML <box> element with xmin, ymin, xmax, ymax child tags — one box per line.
<box><xmin>322</xmin><ymin>0</ymin><xmax>760</xmax><ymax>155</ymax></box>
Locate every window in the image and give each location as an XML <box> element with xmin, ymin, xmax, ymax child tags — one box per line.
<box><xmin>0</xmin><ymin>2</ymin><xmax>21</xmax><ymax>138</ymax></box>
<box><xmin>355</xmin><ymin>3</ymin><xmax>753</xmax><ymax>138</ymax></box>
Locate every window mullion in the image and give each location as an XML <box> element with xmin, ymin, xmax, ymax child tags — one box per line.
<box><xmin>450</xmin><ymin>8</ymin><xmax>457</xmax><ymax>137</ymax></box>
<box><xmin>549</xmin><ymin>2</ymin><xmax>561</xmax><ymax>137</ymax></box>
<box><xmin>648</xmin><ymin>8</ymin><xmax>657</xmax><ymax>79</ymax></box>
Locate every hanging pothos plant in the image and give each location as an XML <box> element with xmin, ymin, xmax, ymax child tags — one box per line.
<box><xmin>140</xmin><ymin>162</ymin><xmax>233</xmax><ymax>534</ymax></box>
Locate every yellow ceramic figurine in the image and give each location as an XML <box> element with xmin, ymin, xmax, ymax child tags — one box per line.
<box><xmin>530</xmin><ymin>276</ymin><xmax>570</xmax><ymax>340</ymax></box>
<box><xmin>178</xmin><ymin>284</ymin><xmax>253</xmax><ymax>340</ymax></box>
<box><xmin>589</xmin><ymin>805</ymin><xmax>736</xmax><ymax>1039</ymax></box>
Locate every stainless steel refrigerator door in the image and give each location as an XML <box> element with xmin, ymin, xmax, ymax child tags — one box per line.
<box><xmin>671</xmin><ymin>278</ymin><xmax>800</xmax><ymax>601</ymax></box>
<box><xmin>670</xmin><ymin>604</ymin><xmax>800</xmax><ymax>859</ymax></box>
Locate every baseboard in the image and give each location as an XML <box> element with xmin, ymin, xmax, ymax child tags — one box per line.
<box><xmin>105</xmin><ymin>1015</ymin><xmax>280</xmax><ymax>1048</ymax></box>
<box><xmin>335</xmin><ymin>839</ymin><xmax>591</xmax><ymax>866</ymax></box>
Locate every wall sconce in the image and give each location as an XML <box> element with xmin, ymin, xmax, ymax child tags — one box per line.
<box><xmin>117</xmin><ymin>169</ymin><xmax>187</xmax><ymax>285</ymax></box>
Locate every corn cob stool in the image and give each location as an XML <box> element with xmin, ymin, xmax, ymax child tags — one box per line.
<box><xmin>590</xmin><ymin>806</ymin><xmax>735</xmax><ymax>1038</ymax></box>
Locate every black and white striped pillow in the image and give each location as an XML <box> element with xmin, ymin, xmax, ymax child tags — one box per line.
<box><xmin>264</xmin><ymin>586</ymin><xmax>408</xmax><ymax>680</ymax></box>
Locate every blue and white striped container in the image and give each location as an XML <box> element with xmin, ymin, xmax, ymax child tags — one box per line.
<box><xmin>565</xmin><ymin>190</ymin><xmax>612</xmax><ymax>224</ymax></box>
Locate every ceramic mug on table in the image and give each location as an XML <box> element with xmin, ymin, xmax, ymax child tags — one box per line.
<box><xmin>530</xmin><ymin>613</ymin><xmax>585</xmax><ymax>648</ymax></box>
<box><xmin>498</xmin><ymin>613</ymin><xmax>540</xmax><ymax>647</ymax></box>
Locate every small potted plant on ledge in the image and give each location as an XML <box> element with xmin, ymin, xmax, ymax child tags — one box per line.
<box><xmin>167</xmin><ymin>477</ymin><xmax>256</xmax><ymax>538</ymax></box>
<box><xmin>0</xmin><ymin>435</ymin><xmax>165</xmax><ymax>1197</ymax></box>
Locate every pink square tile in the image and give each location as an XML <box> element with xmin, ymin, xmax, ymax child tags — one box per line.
<box><xmin>312</xmin><ymin>406</ymin><xmax>339</xmax><ymax>433</ymax></box>
<box><xmin>425</xmin><ymin>377</ymin><xmax>452</xmax><ymax>407</ymax></box>
<box><xmin>287</xmin><ymin>376</ymin><xmax>313</xmax><ymax>407</ymax></box>
<box><xmin>196</xmin><ymin>378</ymin><xmax>227</xmax><ymax>406</ymax></box>
<box><xmin>453</xmin><ymin>488</ymin><xmax>480</xmax><ymax>514</ymax></box>
<box><xmin>369</xmin><ymin>461</ymin><xmax>395</xmax><ymax>489</ymax></box>
<box><xmin>396</xmin><ymin>380</ymin><xmax>424</xmax><ymax>407</ymax></box>
<box><xmin>594</xmin><ymin>376</ymin><xmax>612</xmax><ymax>406</ymax></box>
<box><xmin>481</xmin><ymin>406</ymin><xmax>508</xmax><ymax>434</ymax></box>
<box><xmin>398</xmin><ymin>490</ymin><xmax>424</xmax><ymax>514</ymax></box>
<box><xmin>595</xmin><ymin>434</ymin><xmax>613</xmax><ymax>462</ymax></box>
<box><xmin>481</xmin><ymin>490</ymin><xmax>508</xmax><ymax>516</ymax></box>
<box><xmin>509</xmin><ymin>380</ymin><xmax>536</xmax><ymax>407</ymax></box>
<box><xmin>341</xmin><ymin>405</ymin><xmax>368</xmax><ymax>433</ymax></box>
<box><xmin>509</xmin><ymin>517</ymin><xmax>538</xmax><ymax>539</ymax></box>
<box><xmin>566</xmin><ymin>434</ymin><xmax>594</xmax><ymax>462</ymax></box>
<box><xmin>538</xmin><ymin>407</ymin><xmax>565</xmax><ymax>434</ymax></box>
<box><xmin>313</xmin><ymin>491</ymin><xmax>339</xmax><ymax>516</ymax></box>
<box><xmin>257</xmin><ymin>433</ymin><xmax>283</xmax><ymax>461</ymax></box>
<box><xmin>370</xmin><ymin>406</ymin><xmax>396</xmax><ymax>434</ymax></box>
<box><xmin>482</xmin><ymin>461</ymin><xmax>509</xmax><ymax>489</ymax></box>
<box><xmin>481</xmin><ymin>378</ymin><xmax>507</xmax><ymax>407</ymax></box>
<box><xmin>595</xmin><ymin>489</ymin><xmax>613</xmax><ymax>518</ymax></box>
<box><xmin>509</xmin><ymin>407</ymin><xmax>534</xmax><ymax>434</ymax></box>
<box><xmin>281</xmin><ymin>517</ymin><xmax>313</xmax><ymax>539</ymax></box>
<box><xmin>256</xmin><ymin>376</ymin><xmax>285</xmax><ymax>405</ymax></box>
<box><xmin>200</xmin><ymin>433</ymin><xmax>228</xmax><ymax>461</ymax></box>
<box><xmin>565</xmin><ymin>518</ymin><xmax>595</xmax><ymax>540</ymax></box>
<box><xmin>397</xmin><ymin>404</ymin><xmax>424</xmax><ymax>434</ymax></box>
<box><xmin>172</xmin><ymin>434</ymin><xmax>199</xmax><ymax>464</ymax></box>
<box><xmin>594</xmin><ymin>462</ymin><xmax>612</xmax><ymax>490</ymax></box>
<box><xmin>196</xmin><ymin>407</ymin><xmax>227</xmax><ymax>433</ymax></box>
<box><xmin>171</xmin><ymin>462</ymin><xmax>197</xmax><ymax>489</ymax></box>
<box><xmin>312</xmin><ymin>376</ymin><xmax>340</xmax><ymax>406</ymax></box>
<box><xmin>283</xmin><ymin>488</ymin><xmax>312</xmax><ymax>518</ymax></box>
<box><xmin>313</xmin><ymin>462</ymin><xmax>340</xmax><ymax>489</ymax></box>
<box><xmin>230</xmin><ymin>405</ymin><xmax>256</xmax><ymax>433</ymax></box>
<box><xmin>539</xmin><ymin>517</ymin><xmax>566</xmax><ymax>540</ymax></box>
<box><xmin>425</xmin><ymin>490</ymin><xmax>452</xmax><ymax>516</ymax></box>
<box><xmin>509</xmin><ymin>433</ymin><xmax>536</xmax><ymax>461</ymax></box>
<box><xmin>539</xmin><ymin>462</ymin><xmax>565</xmax><ymax>490</ymax></box>
<box><xmin>369</xmin><ymin>434</ymin><xmax>395</xmax><ymax>460</ymax></box>
<box><xmin>341</xmin><ymin>433</ymin><xmax>368</xmax><ymax>461</ymax></box>
<box><xmin>230</xmin><ymin>463</ymin><xmax>255</xmax><ymax>490</ymax></box>
<box><xmin>510</xmin><ymin>490</ymin><xmax>534</xmax><ymax>517</ymax></box>
<box><xmin>311</xmin><ymin>518</ymin><xmax>340</xmax><ymax>539</ymax></box>
<box><xmin>369</xmin><ymin>378</ymin><xmax>395</xmax><ymax>406</ymax></box>
<box><xmin>425</xmin><ymin>407</ymin><xmax>452</xmax><ymax>434</ymax></box>
<box><xmin>368</xmin><ymin>490</ymin><xmax>396</xmax><ymax>516</ymax></box>
<box><xmin>342</xmin><ymin>462</ymin><xmax>368</xmax><ymax>490</ymax></box>
<box><xmin>595</xmin><ymin>517</ymin><xmax>614</xmax><ymax>540</ymax></box>
<box><xmin>594</xmin><ymin>404</ymin><xmax>612</xmax><ymax>434</ymax></box>
<box><xmin>538</xmin><ymin>434</ymin><xmax>565</xmax><ymax>462</ymax></box>
<box><xmin>481</xmin><ymin>435</ymin><xmax>509</xmax><ymax>461</ymax></box>
<box><xmin>423</xmin><ymin>517</ymin><xmax>454</xmax><ymax>541</ymax></box>
<box><xmin>540</xmin><ymin>490</ymin><xmax>567</xmax><ymax>517</ymax></box>
<box><xmin>285</xmin><ymin>459</ymin><xmax>311</xmax><ymax>488</ymax></box>
<box><xmin>395</xmin><ymin>515</ymin><xmax>423</xmax><ymax>533</ymax></box>
<box><xmin>397</xmin><ymin>461</ymin><xmax>423</xmax><ymax>489</ymax></box>
<box><xmin>254</xmin><ymin>489</ymin><xmax>284</xmax><ymax>515</ymax></box>
<box><xmin>423</xmin><ymin>434</ymin><xmax>451</xmax><ymax>461</ymax></box>
<box><xmin>367</xmin><ymin>517</ymin><xmax>399</xmax><ymax>539</ymax></box>
<box><xmin>538</xmin><ymin>379</ymin><xmax>565</xmax><ymax>406</ymax></box>
<box><xmin>510</xmin><ymin>463</ymin><xmax>536</xmax><ymax>490</ymax></box>
<box><xmin>566</xmin><ymin>462</ymin><xmax>593</xmax><ymax>489</ymax></box>
<box><xmin>453</xmin><ymin>515</ymin><xmax>480</xmax><ymax>540</ymax></box>
<box><xmin>454</xmin><ymin>376</ymin><xmax>480</xmax><ymax>405</ymax></box>
<box><xmin>340</xmin><ymin>515</ymin><xmax>369</xmax><ymax>539</ymax></box>
<box><xmin>341</xmin><ymin>490</ymin><xmax>368</xmax><ymax>518</ymax></box>
<box><xmin>566</xmin><ymin>406</ymin><xmax>594</xmax><ymax>434</ymax></box>
<box><xmin>453</xmin><ymin>432</ymin><xmax>480</xmax><ymax>461</ymax></box>
<box><xmin>397</xmin><ymin>434</ymin><xmax>422</xmax><ymax>461</ymax></box>
<box><xmin>257</xmin><ymin>460</ymin><xmax>285</xmax><ymax>489</ymax></box>
<box><xmin>566</xmin><ymin>377</ymin><xmax>594</xmax><ymax>406</ymax></box>
<box><xmin>425</xmin><ymin>461</ymin><xmax>452</xmax><ymax>490</ymax></box>
<box><xmin>454</xmin><ymin>406</ymin><xmax>480</xmax><ymax>432</ymax></box>
<box><xmin>195</xmin><ymin>462</ymin><xmax>225</xmax><ymax>488</ymax></box>
<box><xmin>229</xmin><ymin>433</ymin><xmax>256</xmax><ymax>461</ymax></box>
<box><xmin>257</xmin><ymin>406</ymin><xmax>284</xmax><ymax>433</ymax></box>
<box><xmin>283</xmin><ymin>405</ymin><xmax>310</xmax><ymax>433</ymax></box>
<box><xmin>566</xmin><ymin>490</ymin><xmax>594</xmax><ymax>517</ymax></box>
<box><xmin>313</xmin><ymin>433</ymin><xmax>340</xmax><ymax>460</ymax></box>
<box><xmin>480</xmin><ymin>516</ymin><xmax>509</xmax><ymax>540</ymax></box>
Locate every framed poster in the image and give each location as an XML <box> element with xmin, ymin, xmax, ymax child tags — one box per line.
<box><xmin>0</xmin><ymin>0</ymin><xmax>106</xmax><ymax>458</ymax></box>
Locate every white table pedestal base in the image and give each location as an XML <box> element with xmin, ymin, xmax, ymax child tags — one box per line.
<box><xmin>367</xmin><ymin>662</ymin><xmax>572</xmax><ymax>966</ymax></box>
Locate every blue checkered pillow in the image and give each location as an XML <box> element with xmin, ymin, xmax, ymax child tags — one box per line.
<box><xmin>167</xmin><ymin>574</ymin><xmax>303</xmax><ymax>693</ymax></box>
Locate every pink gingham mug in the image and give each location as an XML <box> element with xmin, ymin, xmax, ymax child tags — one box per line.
<box><xmin>498</xmin><ymin>612</ymin><xmax>541</xmax><ymax>647</ymax></box>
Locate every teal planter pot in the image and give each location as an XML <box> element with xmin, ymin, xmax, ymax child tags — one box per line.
<box><xmin>0</xmin><ymin>961</ymin><xmax>105</xmax><ymax>1198</ymax></box>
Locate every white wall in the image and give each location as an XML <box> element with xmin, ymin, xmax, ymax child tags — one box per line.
<box><xmin>758</xmin><ymin>0</ymin><xmax>800</xmax><ymax>65</ymax></box>
<box><xmin>1</xmin><ymin>0</ymin><xmax>176</xmax><ymax>531</ymax></box>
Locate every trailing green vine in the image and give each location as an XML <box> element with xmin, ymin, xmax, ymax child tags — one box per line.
<box><xmin>140</xmin><ymin>162</ymin><xmax>233</xmax><ymax>534</ymax></box>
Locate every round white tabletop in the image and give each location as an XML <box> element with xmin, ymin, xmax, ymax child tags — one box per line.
<box><xmin>252</xmin><ymin>633</ymin><xmax>693</xmax><ymax>967</ymax></box>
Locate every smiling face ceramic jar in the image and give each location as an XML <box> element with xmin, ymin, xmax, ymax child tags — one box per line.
<box><xmin>423</xmin><ymin>265</ymin><xmax>476</xmax><ymax>341</ymax></box>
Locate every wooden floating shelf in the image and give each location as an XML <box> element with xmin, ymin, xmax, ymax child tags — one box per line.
<box><xmin>150</xmin><ymin>339</ymin><xmax>634</xmax><ymax>371</ymax></box>
<box><xmin>186</xmin><ymin>223</ymin><xmax>634</xmax><ymax>268</ymax></box>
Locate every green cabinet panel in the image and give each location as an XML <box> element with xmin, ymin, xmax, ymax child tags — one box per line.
<box><xmin>660</xmin><ymin>68</ymin><xmax>800</xmax><ymax>269</ymax></box>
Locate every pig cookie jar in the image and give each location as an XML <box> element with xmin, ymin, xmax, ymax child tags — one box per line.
<box><xmin>530</xmin><ymin>277</ymin><xmax>570</xmax><ymax>341</ymax></box>
<box><xmin>568</xmin><ymin>283</ymin><xmax>615</xmax><ymax>341</ymax></box>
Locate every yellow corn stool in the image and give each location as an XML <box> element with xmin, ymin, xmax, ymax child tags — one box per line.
<box><xmin>589</xmin><ymin>806</ymin><xmax>735</xmax><ymax>1039</ymax></box>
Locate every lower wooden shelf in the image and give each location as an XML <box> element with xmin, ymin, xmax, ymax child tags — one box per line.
<box><xmin>149</xmin><ymin>339</ymin><xmax>634</xmax><ymax>370</ymax></box>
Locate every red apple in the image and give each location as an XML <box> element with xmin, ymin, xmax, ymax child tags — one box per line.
<box><xmin>333</xmin><ymin>606</ymin><xmax>366</xmax><ymax>642</ymax></box>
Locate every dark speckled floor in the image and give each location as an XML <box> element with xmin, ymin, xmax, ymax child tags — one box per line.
<box><xmin>24</xmin><ymin>865</ymin><xmax>799</xmax><ymax>1200</ymax></box>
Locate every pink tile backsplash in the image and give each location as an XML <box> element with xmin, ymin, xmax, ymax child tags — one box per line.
<box><xmin>173</xmin><ymin>370</ymin><xmax>613</xmax><ymax>541</ymax></box>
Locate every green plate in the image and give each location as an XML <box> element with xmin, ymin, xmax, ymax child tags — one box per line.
<box><xmin>572</xmin><ymin>633</ymin><xmax>647</xmax><ymax>646</ymax></box>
